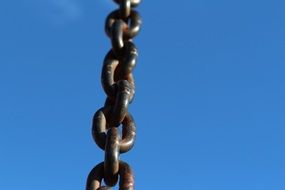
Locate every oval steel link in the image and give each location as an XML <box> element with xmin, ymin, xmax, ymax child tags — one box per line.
<box><xmin>118</xmin><ymin>162</ymin><xmax>135</xmax><ymax>190</ymax></box>
<box><xmin>101</xmin><ymin>50</ymin><xmax>135</xmax><ymax>101</ymax></box>
<box><xmin>120</xmin><ymin>113</ymin><xmax>136</xmax><ymax>153</ymax></box>
<box><xmin>105</xmin><ymin>10</ymin><xmax>142</xmax><ymax>40</ymax></box>
<box><xmin>92</xmin><ymin>107</ymin><xmax>109</xmax><ymax>150</ymax></box>
<box><xmin>111</xmin><ymin>20</ymin><xmax>125</xmax><ymax>54</ymax></box>
<box><xmin>119</xmin><ymin>0</ymin><xmax>131</xmax><ymax>18</ymax></box>
<box><xmin>86</xmin><ymin>161</ymin><xmax>135</xmax><ymax>190</ymax></box>
<box><xmin>101</xmin><ymin>50</ymin><xmax>119</xmax><ymax>99</ymax></box>
<box><xmin>104</xmin><ymin>127</ymin><xmax>120</xmax><ymax>186</ymax></box>
<box><xmin>108</xmin><ymin>80</ymin><xmax>132</xmax><ymax>126</ymax></box>
<box><xmin>92</xmin><ymin>112</ymin><xmax>136</xmax><ymax>153</ymax></box>
<box><xmin>86</xmin><ymin>163</ymin><xmax>112</xmax><ymax>190</ymax></box>
<box><xmin>117</xmin><ymin>41</ymin><xmax>138</xmax><ymax>79</ymax></box>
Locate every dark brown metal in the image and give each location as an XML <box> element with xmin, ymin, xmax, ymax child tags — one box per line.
<box><xmin>87</xmin><ymin>0</ymin><xmax>141</xmax><ymax>189</ymax></box>
<box><xmin>120</xmin><ymin>113</ymin><xmax>136</xmax><ymax>153</ymax></box>
<box><xmin>86</xmin><ymin>161</ymin><xmax>135</xmax><ymax>190</ymax></box>
<box><xmin>101</xmin><ymin>50</ymin><xmax>135</xmax><ymax>101</ymax></box>
<box><xmin>92</xmin><ymin>111</ymin><xmax>136</xmax><ymax>153</ymax></box>
<box><xmin>104</xmin><ymin>127</ymin><xmax>120</xmax><ymax>186</ymax></box>
<box><xmin>105</xmin><ymin>10</ymin><xmax>142</xmax><ymax>40</ymax></box>
<box><xmin>86</xmin><ymin>163</ymin><xmax>109</xmax><ymax>190</ymax></box>
<box><xmin>118</xmin><ymin>161</ymin><xmax>135</xmax><ymax>190</ymax></box>
<box><xmin>101</xmin><ymin>50</ymin><xmax>119</xmax><ymax>99</ymax></box>
<box><xmin>92</xmin><ymin>108</ymin><xmax>108</xmax><ymax>150</ymax></box>
<box><xmin>119</xmin><ymin>0</ymin><xmax>131</xmax><ymax>18</ymax></box>
<box><xmin>110</xmin><ymin>80</ymin><xmax>132</xmax><ymax>126</ymax></box>
<box><xmin>119</xmin><ymin>41</ymin><xmax>138</xmax><ymax>78</ymax></box>
<box><xmin>111</xmin><ymin>20</ymin><xmax>125</xmax><ymax>53</ymax></box>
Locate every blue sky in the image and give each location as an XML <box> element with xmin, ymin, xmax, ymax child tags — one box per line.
<box><xmin>0</xmin><ymin>0</ymin><xmax>285</xmax><ymax>189</ymax></box>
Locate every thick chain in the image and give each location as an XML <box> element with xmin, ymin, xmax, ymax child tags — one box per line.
<box><xmin>86</xmin><ymin>0</ymin><xmax>142</xmax><ymax>189</ymax></box>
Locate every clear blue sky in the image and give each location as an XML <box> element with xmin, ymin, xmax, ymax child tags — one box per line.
<box><xmin>0</xmin><ymin>0</ymin><xmax>284</xmax><ymax>189</ymax></box>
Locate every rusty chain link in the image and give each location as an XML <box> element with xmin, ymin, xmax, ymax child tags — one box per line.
<box><xmin>86</xmin><ymin>0</ymin><xmax>142</xmax><ymax>189</ymax></box>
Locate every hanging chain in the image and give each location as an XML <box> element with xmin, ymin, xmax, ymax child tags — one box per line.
<box><xmin>86</xmin><ymin>0</ymin><xmax>142</xmax><ymax>189</ymax></box>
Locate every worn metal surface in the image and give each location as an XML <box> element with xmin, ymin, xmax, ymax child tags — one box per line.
<box><xmin>86</xmin><ymin>0</ymin><xmax>142</xmax><ymax>189</ymax></box>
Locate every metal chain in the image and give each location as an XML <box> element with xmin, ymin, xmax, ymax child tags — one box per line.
<box><xmin>86</xmin><ymin>0</ymin><xmax>142</xmax><ymax>189</ymax></box>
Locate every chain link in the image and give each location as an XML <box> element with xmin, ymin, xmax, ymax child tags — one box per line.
<box><xmin>86</xmin><ymin>0</ymin><xmax>142</xmax><ymax>189</ymax></box>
